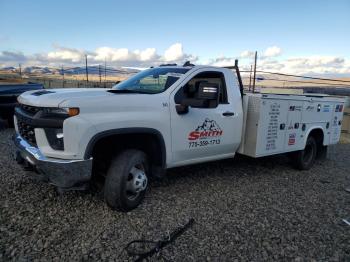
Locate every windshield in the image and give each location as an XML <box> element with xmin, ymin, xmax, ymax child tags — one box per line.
<box><xmin>112</xmin><ymin>67</ymin><xmax>189</xmax><ymax>94</ymax></box>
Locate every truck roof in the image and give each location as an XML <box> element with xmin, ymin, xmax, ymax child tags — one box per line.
<box><xmin>156</xmin><ymin>65</ymin><xmax>230</xmax><ymax>71</ymax></box>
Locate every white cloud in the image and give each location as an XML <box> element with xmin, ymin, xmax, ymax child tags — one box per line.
<box><xmin>47</xmin><ymin>47</ymin><xmax>84</xmax><ymax>62</ymax></box>
<box><xmin>139</xmin><ymin>48</ymin><xmax>157</xmax><ymax>61</ymax></box>
<box><xmin>0</xmin><ymin>43</ymin><xmax>197</xmax><ymax>68</ymax></box>
<box><xmin>240</xmin><ymin>50</ymin><xmax>255</xmax><ymax>58</ymax></box>
<box><xmin>250</xmin><ymin>55</ymin><xmax>349</xmax><ymax>75</ymax></box>
<box><xmin>210</xmin><ymin>56</ymin><xmax>237</xmax><ymax>67</ymax></box>
<box><xmin>94</xmin><ymin>47</ymin><xmax>130</xmax><ymax>61</ymax></box>
<box><xmin>93</xmin><ymin>47</ymin><xmax>158</xmax><ymax>62</ymax></box>
<box><xmin>263</xmin><ymin>46</ymin><xmax>282</xmax><ymax>57</ymax></box>
<box><xmin>163</xmin><ymin>43</ymin><xmax>184</xmax><ymax>62</ymax></box>
<box><xmin>1</xmin><ymin>44</ymin><xmax>349</xmax><ymax>76</ymax></box>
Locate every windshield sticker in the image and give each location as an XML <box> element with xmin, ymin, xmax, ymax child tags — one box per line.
<box><xmin>188</xmin><ymin>118</ymin><xmax>223</xmax><ymax>148</ymax></box>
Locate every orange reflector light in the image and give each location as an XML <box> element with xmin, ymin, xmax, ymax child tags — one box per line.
<box><xmin>68</xmin><ymin>108</ymin><xmax>80</xmax><ymax>116</ymax></box>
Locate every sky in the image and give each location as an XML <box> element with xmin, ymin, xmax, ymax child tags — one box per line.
<box><xmin>0</xmin><ymin>0</ymin><xmax>349</xmax><ymax>75</ymax></box>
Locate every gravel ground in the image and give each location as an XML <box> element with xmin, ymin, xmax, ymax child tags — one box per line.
<box><xmin>1</xmin><ymin>128</ymin><xmax>350</xmax><ymax>261</ymax></box>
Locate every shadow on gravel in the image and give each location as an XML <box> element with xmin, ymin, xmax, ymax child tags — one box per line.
<box><xmin>154</xmin><ymin>153</ymin><xmax>292</xmax><ymax>187</ymax></box>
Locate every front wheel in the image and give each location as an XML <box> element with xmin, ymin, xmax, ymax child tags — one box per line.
<box><xmin>292</xmin><ymin>136</ymin><xmax>317</xmax><ymax>170</ymax></box>
<box><xmin>104</xmin><ymin>149</ymin><xmax>149</xmax><ymax>212</ymax></box>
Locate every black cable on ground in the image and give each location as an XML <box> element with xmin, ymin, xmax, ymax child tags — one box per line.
<box><xmin>124</xmin><ymin>218</ymin><xmax>195</xmax><ymax>262</ymax></box>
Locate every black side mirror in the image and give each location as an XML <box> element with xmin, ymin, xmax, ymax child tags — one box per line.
<box><xmin>175</xmin><ymin>82</ymin><xmax>220</xmax><ymax>115</ymax></box>
<box><xmin>175</xmin><ymin>104</ymin><xmax>189</xmax><ymax>115</ymax></box>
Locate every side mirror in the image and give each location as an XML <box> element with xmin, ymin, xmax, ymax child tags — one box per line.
<box><xmin>175</xmin><ymin>82</ymin><xmax>220</xmax><ymax>115</ymax></box>
<box><xmin>175</xmin><ymin>104</ymin><xmax>189</xmax><ymax>115</ymax></box>
<box><xmin>182</xmin><ymin>82</ymin><xmax>219</xmax><ymax>109</ymax></box>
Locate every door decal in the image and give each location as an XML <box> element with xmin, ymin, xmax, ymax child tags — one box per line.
<box><xmin>188</xmin><ymin>118</ymin><xmax>223</xmax><ymax>148</ymax></box>
<box><xmin>288</xmin><ymin>133</ymin><xmax>296</xmax><ymax>145</ymax></box>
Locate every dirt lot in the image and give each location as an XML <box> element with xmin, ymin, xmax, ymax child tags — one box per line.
<box><xmin>0</xmin><ymin>128</ymin><xmax>350</xmax><ymax>261</ymax></box>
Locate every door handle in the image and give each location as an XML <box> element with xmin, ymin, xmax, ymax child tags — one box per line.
<box><xmin>222</xmin><ymin>111</ymin><xmax>235</xmax><ymax>116</ymax></box>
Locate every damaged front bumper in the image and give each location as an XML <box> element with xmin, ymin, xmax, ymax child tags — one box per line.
<box><xmin>13</xmin><ymin>134</ymin><xmax>92</xmax><ymax>189</ymax></box>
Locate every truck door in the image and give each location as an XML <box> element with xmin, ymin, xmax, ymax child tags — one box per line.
<box><xmin>169</xmin><ymin>70</ymin><xmax>240</xmax><ymax>165</ymax></box>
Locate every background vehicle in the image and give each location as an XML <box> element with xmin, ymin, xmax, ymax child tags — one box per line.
<box><xmin>12</xmin><ymin>63</ymin><xmax>345</xmax><ymax>211</ymax></box>
<box><xmin>0</xmin><ymin>82</ymin><xmax>43</xmax><ymax>127</ymax></box>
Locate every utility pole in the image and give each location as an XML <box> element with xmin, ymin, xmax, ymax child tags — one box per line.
<box><xmin>85</xmin><ymin>54</ymin><xmax>89</xmax><ymax>82</ymax></box>
<box><xmin>62</xmin><ymin>65</ymin><xmax>65</xmax><ymax>88</ymax></box>
<box><xmin>99</xmin><ymin>64</ymin><xmax>102</xmax><ymax>84</ymax></box>
<box><xmin>19</xmin><ymin>63</ymin><xmax>22</xmax><ymax>78</ymax></box>
<box><xmin>249</xmin><ymin>65</ymin><xmax>252</xmax><ymax>92</ymax></box>
<box><xmin>252</xmin><ymin>51</ymin><xmax>257</xmax><ymax>93</ymax></box>
<box><xmin>104</xmin><ymin>58</ymin><xmax>107</xmax><ymax>88</ymax></box>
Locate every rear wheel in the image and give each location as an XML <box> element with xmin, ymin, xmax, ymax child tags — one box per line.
<box><xmin>104</xmin><ymin>149</ymin><xmax>149</xmax><ymax>212</ymax></box>
<box><xmin>292</xmin><ymin>136</ymin><xmax>317</xmax><ymax>170</ymax></box>
<box><xmin>316</xmin><ymin>145</ymin><xmax>328</xmax><ymax>160</ymax></box>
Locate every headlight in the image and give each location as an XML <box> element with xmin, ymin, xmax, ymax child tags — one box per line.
<box><xmin>44</xmin><ymin>107</ymin><xmax>80</xmax><ymax>117</ymax></box>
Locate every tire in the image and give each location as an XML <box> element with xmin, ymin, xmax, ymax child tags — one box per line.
<box><xmin>292</xmin><ymin>136</ymin><xmax>317</xmax><ymax>170</ymax></box>
<box><xmin>104</xmin><ymin>149</ymin><xmax>149</xmax><ymax>212</ymax></box>
<box><xmin>316</xmin><ymin>145</ymin><xmax>328</xmax><ymax>160</ymax></box>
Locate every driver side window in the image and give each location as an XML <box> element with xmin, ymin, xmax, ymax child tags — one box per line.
<box><xmin>174</xmin><ymin>71</ymin><xmax>228</xmax><ymax>105</ymax></box>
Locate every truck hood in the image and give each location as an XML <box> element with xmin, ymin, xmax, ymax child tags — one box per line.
<box><xmin>18</xmin><ymin>88</ymin><xmax>113</xmax><ymax>107</ymax></box>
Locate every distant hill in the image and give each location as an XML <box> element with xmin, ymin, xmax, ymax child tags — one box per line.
<box><xmin>1</xmin><ymin>65</ymin><xmax>140</xmax><ymax>76</ymax></box>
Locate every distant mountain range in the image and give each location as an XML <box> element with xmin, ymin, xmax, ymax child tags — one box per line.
<box><xmin>1</xmin><ymin>66</ymin><xmax>140</xmax><ymax>76</ymax></box>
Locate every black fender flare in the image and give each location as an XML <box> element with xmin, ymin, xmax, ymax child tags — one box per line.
<box><xmin>84</xmin><ymin>128</ymin><xmax>166</xmax><ymax>168</ymax></box>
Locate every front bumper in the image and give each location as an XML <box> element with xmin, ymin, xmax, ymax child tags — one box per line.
<box><xmin>13</xmin><ymin>134</ymin><xmax>92</xmax><ymax>188</ymax></box>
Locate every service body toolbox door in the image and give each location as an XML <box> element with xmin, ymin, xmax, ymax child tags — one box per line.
<box><xmin>284</xmin><ymin>101</ymin><xmax>303</xmax><ymax>151</ymax></box>
<box><xmin>256</xmin><ymin>98</ymin><xmax>289</xmax><ymax>155</ymax></box>
<box><xmin>330</xmin><ymin>103</ymin><xmax>345</xmax><ymax>144</ymax></box>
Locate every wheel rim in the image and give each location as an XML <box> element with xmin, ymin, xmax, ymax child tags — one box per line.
<box><xmin>303</xmin><ymin>143</ymin><xmax>314</xmax><ymax>165</ymax></box>
<box><xmin>125</xmin><ymin>164</ymin><xmax>148</xmax><ymax>200</ymax></box>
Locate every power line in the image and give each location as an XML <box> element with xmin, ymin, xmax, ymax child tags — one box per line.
<box><xmin>104</xmin><ymin>58</ymin><xmax>107</xmax><ymax>88</ymax></box>
<box><xmin>240</xmin><ymin>70</ymin><xmax>350</xmax><ymax>84</ymax></box>
<box><xmin>254</xmin><ymin>77</ymin><xmax>350</xmax><ymax>87</ymax></box>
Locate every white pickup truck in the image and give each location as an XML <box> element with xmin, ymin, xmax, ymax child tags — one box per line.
<box><xmin>13</xmin><ymin>62</ymin><xmax>345</xmax><ymax>211</ymax></box>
